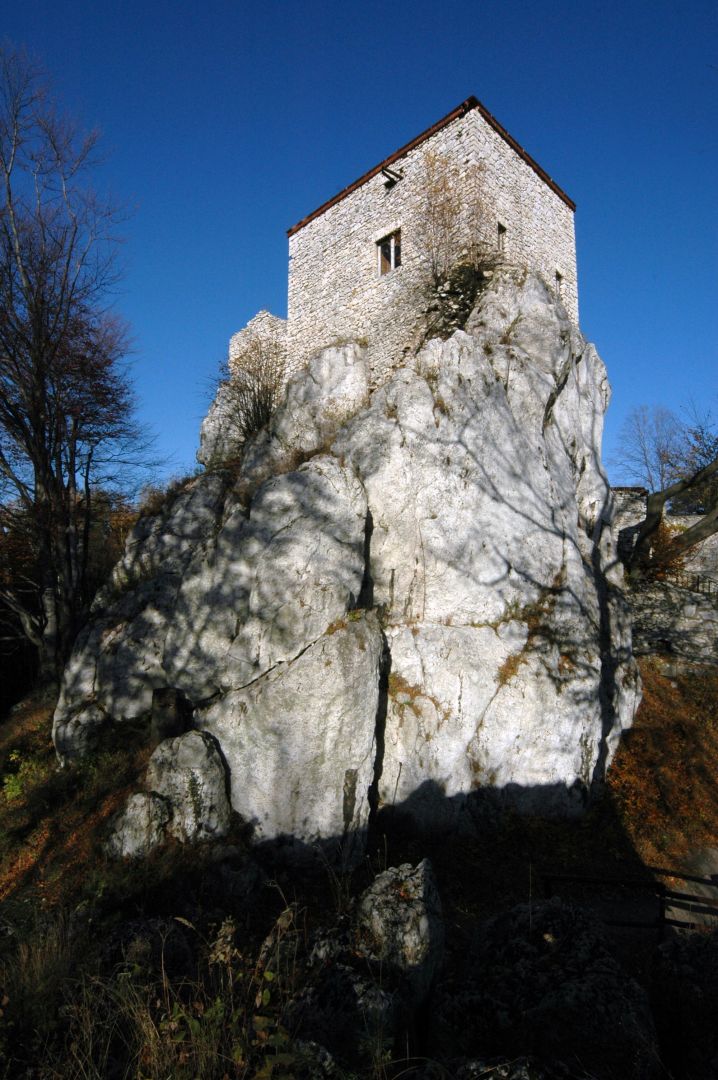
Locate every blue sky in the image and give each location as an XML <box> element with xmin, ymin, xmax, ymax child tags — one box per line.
<box><xmin>4</xmin><ymin>0</ymin><xmax>717</xmax><ymax>484</ymax></box>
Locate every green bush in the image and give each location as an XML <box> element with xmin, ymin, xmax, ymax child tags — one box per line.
<box><xmin>1</xmin><ymin>748</ymin><xmax>51</xmax><ymax>802</ymax></box>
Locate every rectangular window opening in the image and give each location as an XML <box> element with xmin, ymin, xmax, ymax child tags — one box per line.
<box><xmin>378</xmin><ymin>229</ymin><xmax>401</xmax><ymax>275</ymax></box>
<box><xmin>555</xmin><ymin>270</ymin><xmax>564</xmax><ymax>296</ymax></box>
<box><xmin>497</xmin><ymin>223</ymin><xmax>507</xmax><ymax>253</ymax></box>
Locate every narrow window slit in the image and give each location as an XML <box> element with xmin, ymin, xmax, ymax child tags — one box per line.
<box><xmin>377</xmin><ymin>229</ymin><xmax>401</xmax><ymax>275</ymax></box>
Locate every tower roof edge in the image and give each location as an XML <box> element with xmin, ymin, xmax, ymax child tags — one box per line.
<box><xmin>287</xmin><ymin>95</ymin><xmax>575</xmax><ymax>239</ymax></box>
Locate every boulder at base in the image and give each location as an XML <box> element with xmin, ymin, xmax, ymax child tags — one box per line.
<box><xmin>106</xmin><ymin>731</ymin><xmax>231</xmax><ymax>856</ymax></box>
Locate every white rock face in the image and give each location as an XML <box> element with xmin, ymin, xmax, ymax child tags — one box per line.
<box><xmin>163</xmin><ymin>455</ymin><xmax>367</xmax><ymax>697</ymax></box>
<box><xmin>53</xmin><ymin>473</ymin><xmax>229</xmax><ymax>756</ymax></box>
<box><xmin>53</xmin><ymin>272</ymin><xmax>640</xmax><ymax>855</ymax></box>
<box><xmin>197</xmin><ymin>612</ymin><xmax>382</xmax><ymax>860</ymax></box>
<box><xmin>105</xmin><ymin>732</ymin><xmax>231</xmax><ymax>858</ymax></box>
<box><xmin>240</xmin><ymin>342</ymin><xmax>369</xmax><ymax>493</ymax></box>
<box><xmin>332</xmin><ymin>276</ymin><xmax>638</xmax><ymax>815</ymax></box>
<box><xmin>274</xmin><ymin>342</ymin><xmax>369</xmax><ymax>454</ymax></box>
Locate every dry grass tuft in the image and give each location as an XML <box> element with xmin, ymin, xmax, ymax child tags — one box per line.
<box><xmin>496</xmin><ymin>651</ymin><xmax>523</xmax><ymax>686</ymax></box>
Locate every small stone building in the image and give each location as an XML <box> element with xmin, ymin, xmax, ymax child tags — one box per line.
<box><xmin>232</xmin><ymin>96</ymin><xmax>578</xmax><ymax>386</ymax></box>
<box><xmin>613</xmin><ymin>487</ymin><xmax>718</xmax><ymax>580</ymax></box>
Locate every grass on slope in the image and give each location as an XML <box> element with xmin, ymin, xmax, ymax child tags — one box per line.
<box><xmin>0</xmin><ymin>691</ymin><xmax>153</xmax><ymax>916</ymax></box>
<box><xmin>607</xmin><ymin>657</ymin><xmax>718</xmax><ymax>868</ymax></box>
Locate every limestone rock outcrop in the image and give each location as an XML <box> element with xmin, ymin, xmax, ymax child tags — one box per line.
<box><xmin>106</xmin><ymin>731</ymin><xmax>232</xmax><ymax>856</ymax></box>
<box><xmin>53</xmin><ymin>271</ymin><xmax>639</xmax><ymax>857</ymax></box>
<box><xmin>286</xmin><ymin>858</ymin><xmax>443</xmax><ymax>1071</ymax></box>
<box><xmin>355</xmin><ymin>859</ymin><xmax>444</xmax><ymax>1003</ymax></box>
<box><xmin>145</xmin><ymin>730</ymin><xmax>231</xmax><ymax>843</ymax></box>
<box><xmin>105</xmin><ymin>792</ymin><xmax>172</xmax><ymax>859</ymax></box>
<box><xmin>197</xmin><ymin>610</ymin><xmax>382</xmax><ymax>858</ymax></box>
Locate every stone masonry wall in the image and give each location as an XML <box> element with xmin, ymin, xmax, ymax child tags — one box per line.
<box><xmin>287</xmin><ymin>106</ymin><xmax>577</xmax><ymax>386</ymax></box>
<box><xmin>613</xmin><ymin>488</ymin><xmax>649</xmax><ymax>566</ymax></box>
<box><xmin>612</xmin><ymin>488</ymin><xmax>718</xmax><ymax>665</ymax></box>
<box><xmin>629</xmin><ymin>582</ymin><xmax>718</xmax><ymax>663</ymax></box>
<box><xmin>677</xmin><ymin>526</ymin><xmax>718</xmax><ymax>578</ymax></box>
<box><xmin>228</xmin><ymin>310</ymin><xmax>288</xmax><ymax>375</ymax></box>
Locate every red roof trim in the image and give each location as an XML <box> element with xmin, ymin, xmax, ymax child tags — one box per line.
<box><xmin>287</xmin><ymin>96</ymin><xmax>575</xmax><ymax>238</ymax></box>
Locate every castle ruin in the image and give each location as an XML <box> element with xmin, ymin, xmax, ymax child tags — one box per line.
<box><xmin>231</xmin><ymin>96</ymin><xmax>578</xmax><ymax>386</ymax></box>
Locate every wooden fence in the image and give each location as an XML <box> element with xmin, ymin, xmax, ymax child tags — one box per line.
<box><xmin>669</xmin><ymin>570</ymin><xmax>718</xmax><ymax>598</ymax></box>
<box><xmin>542</xmin><ymin>865</ymin><xmax>718</xmax><ymax>938</ymax></box>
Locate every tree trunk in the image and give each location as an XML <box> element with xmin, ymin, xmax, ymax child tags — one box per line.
<box><xmin>38</xmin><ymin>583</ymin><xmax>60</xmax><ymax>684</ymax></box>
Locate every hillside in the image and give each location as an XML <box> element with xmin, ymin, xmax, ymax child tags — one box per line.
<box><xmin>1</xmin><ymin>659</ymin><xmax>717</xmax><ymax>1077</ymax></box>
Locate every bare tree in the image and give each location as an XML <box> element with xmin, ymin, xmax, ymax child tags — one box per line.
<box><xmin>610</xmin><ymin>405</ymin><xmax>686</xmax><ymax>492</ymax></box>
<box><xmin>0</xmin><ymin>46</ymin><xmax>147</xmax><ymax>678</ymax></box>
<box><xmin>221</xmin><ymin>326</ymin><xmax>287</xmax><ymax>448</ymax></box>
<box><xmin>669</xmin><ymin>408</ymin><xmax>718</xmax><ymax>514</ymax></box>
